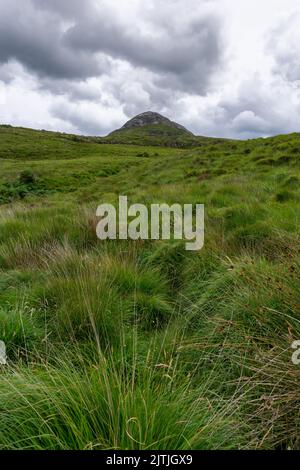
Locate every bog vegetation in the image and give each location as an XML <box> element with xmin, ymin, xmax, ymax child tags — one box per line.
<box><xmin>0</xmin><ymin>123</ymin><xmax>300</xmax><ymax>449</ymax></box>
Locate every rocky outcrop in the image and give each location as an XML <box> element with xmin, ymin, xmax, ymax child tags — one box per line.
<box><xmin>119</xmin><ymin>111</ymin><xmax>193</xmax><ymax>135</ymax></box>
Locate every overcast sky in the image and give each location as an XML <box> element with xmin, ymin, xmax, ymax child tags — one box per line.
<box><xmin>0</xmin><ymin>0</ymin><xmax>300</xmax><ymax>139</ymax></box>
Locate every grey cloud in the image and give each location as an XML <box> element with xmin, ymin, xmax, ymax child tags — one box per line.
<box><xmin>0</xmin><ymin>62</ymin><xmax>16</xmax><ymax>83</ymax></box>
<box><xmin>266</xmin><ymin>13</ymin><xmax>300</xmax><ymax>83</ymax></box>
<box><xmin>31</xmin><ymin>0</ymin><xmax>90</xmax><ymax>19</ymax></box>
<box><xmin>50</xmin><ymin>100</ymin><xmax>123</xmax><ymax>136</ymax></box>
<box><xmin>219</xmin><ymin>80</ymin><xmax>273</xmax><ymax>120</ymax></box>
<box><xmin>4</xmin><ymin>0</ymin><xmax>292</xmax><ymax>140</ymax></box>
<box><xmin>0</xmin><ymin>1</ymin><xmax>101</xmax><ymax>79</ymax></box>
<box><xmin>51</xmin><ymin>105</ymin><xmax>105</xmax><ymax>135</ymax></box>
<box><xmin>207</xmin><ymin>76</ymin><xmax>300</xmax><ymax>139</ymax></box>
<box><xmin>0</xmin><ymin>0</ymin><xmax>225</xmax><ymax>128</ymax></box>
<box><xmin>231</xmin><ymin>111</ymin><xmax>270</xmax><ymax>135</ymax></box>
<box><xmin>110</xmin><ymin>75</ymin><xmax>181</xmax><ymax>118</ymax></box>
<box><xmin>65</xmin><ymin>12</ymin><xmax>223</xmax><ymax>94</ymax></box>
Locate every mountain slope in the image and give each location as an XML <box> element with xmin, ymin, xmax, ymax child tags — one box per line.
<box><xmin>118</xmin><ymin>111</ymin><xmax>193</xmax><ymax>133</ymax></box>
<box><xmin>105</xmin><ymin>111</ymin><xmax>205</xmax><ymax>147</ymax></box>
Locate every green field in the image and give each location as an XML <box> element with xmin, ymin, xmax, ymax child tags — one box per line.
<box><xmin>1</xmin><ymin>123</ymin><xmax>300</xmax><ymax>449</ymax></box>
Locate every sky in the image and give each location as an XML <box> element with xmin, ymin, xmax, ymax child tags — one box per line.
<box><xmin>0</xmin><ymin>0</ymin><xmax>300</xmax><ymax>139</ymax></box>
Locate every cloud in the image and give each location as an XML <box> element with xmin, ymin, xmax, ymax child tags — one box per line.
<box><xmin>0</xmin><ymin>1</ymin><xmax>102</xmax><ymax>80</ymax></box>
<box><xmin>0</xmin><ymin>0</ymin><xmax>300</xmax><ymax>138</ymax></box>
<box><xmin>50</xmin><ymin>98</ymin><xmax>125</xmax><ymax>135</ymax></box>
<box><xmin>64</xmin><ymin>0</ymin><xmax>223</xmax><ymax>94</ymax></box>
<box><xmin>31</xmin><ymin>0</ymin><xmax>89</xmax><ymax>19</ymax></box>
<box><xmin>231</xmin><ymin>111</ymin><xmax>269</xmax><ymax>134</ymax></box>
<box><xmin>0</xmin><ymin>0</ymin><xmax>226</xmax><ymax>135</ymax></box>
<box><xmin>0</xmin><ymin>0</ymin><xmax>223</xmax><ymax>93</ymax></box>
<box><xmin>267</xmin><ymin>12</ymin><xmax>300</xmax><ymax>83</ymax></box>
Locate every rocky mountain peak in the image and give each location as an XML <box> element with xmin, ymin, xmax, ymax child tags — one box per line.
<box><xmin>120</xmin><ymin>111</ymin><xmax>192</xmax><ymax>134</ymax></box>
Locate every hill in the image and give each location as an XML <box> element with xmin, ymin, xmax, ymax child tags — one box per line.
<box><xmin>104</xmin><ymin>111</ymin><xmax>216</xmax><ymax>147</ymax></box>
<box><xmin>0</xmin><ymin>122</ymin><xmax>300</xmax><ymax>449</ymax></box>
<box><xmin>116</xmin><ymin>111</ymin><xmax>193</xmax><ymax>133</ymax></box>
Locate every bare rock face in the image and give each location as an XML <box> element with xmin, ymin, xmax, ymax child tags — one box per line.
<box><xmin>120</xmin><ymin>111</ymin><xmax>193</xmax><ymax>135</ymax></box>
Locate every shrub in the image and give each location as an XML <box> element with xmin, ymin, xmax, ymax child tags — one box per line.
<box><xmin>19</xmin><ymin>170</ymin><xmax>36</xmax><ymax>185</ymax></box>
<box><xmin>136</xmin><ymin>152</ymin><xmax>150</xmax><ymax>158</ymax></box>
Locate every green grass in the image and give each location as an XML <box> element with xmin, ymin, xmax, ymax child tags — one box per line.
<box><xmin>0</xmin><ymin>124</ymin><xmax>300</xmax><ymax>449</ymax></box>
<box><xmin>105</xmin><ymin>123</ymin><xmax>214</xmax><ymax>147</ymax></box>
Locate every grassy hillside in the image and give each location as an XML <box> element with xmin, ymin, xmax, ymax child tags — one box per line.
<box><xmin>0</xmin><ymin>124</ymin><xmax>300</xmax><ymax>449</ymax></box>
<box><xmin>104</xmin><ymin>123</ymin><xmax>211</xmax><ymax>147</ymax></box>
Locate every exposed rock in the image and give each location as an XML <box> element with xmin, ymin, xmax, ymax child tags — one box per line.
<box><xmin>118</xmin><ymin>111</ymin><xmax>193</xmax><ymax>135</ymax></box>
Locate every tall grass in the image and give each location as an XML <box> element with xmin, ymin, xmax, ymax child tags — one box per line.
<box><xmin>0</xmin><ymin>329</ymin><xmax>245</xmax><ymax>450</ymax></box>
<box><xmin>1</xmin><ymin>126</ymin><xmax>300</xmax><ymax>449</ymax></box>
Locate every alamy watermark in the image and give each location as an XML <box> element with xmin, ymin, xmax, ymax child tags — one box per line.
<box><xmin>96</xmin><ymin>196</ymin><xmax>204</xmax><ymax>251</ymax></box>
<box><xmin>0</xmin><ymin>341</ymin><xmax>6</xmax><ymax>365</ymax></box>
<box><xmin>291</xmin><ymin>340</ymin><xmax>300</xmax><ymax>365</ymax></box>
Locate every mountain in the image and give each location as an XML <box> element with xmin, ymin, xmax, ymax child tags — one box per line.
<box><xmin>104</xmin><ymin>111</ymin><xmax>203</xmax><ymax>147</ymax></box>
<box><xmin>118</xmin><ymin>111</ymin><xmax>193</xmax><ymax>134</ymax></box>
<box><xmin>0</xmin><ymin>114</ymin><xmax>227</xmax><ymax>150</ymax></box>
